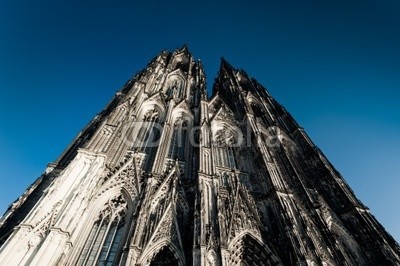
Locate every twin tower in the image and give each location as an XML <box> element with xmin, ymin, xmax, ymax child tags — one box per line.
<box><xmin>0</xmin><ymin>46</ymin><xmax>399</xmax><ymax>265</ymax></box>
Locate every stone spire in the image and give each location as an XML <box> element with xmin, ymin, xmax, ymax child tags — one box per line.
<box><xmin>0</xmin><ymin>47</ymin><xmax>399</xmax><ymax>266</ymax></box>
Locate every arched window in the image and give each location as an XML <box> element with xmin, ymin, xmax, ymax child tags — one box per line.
<box><xmin>133</xmin><ymin>109</ymin><xmax>162</xmax><ymax>170</ymax></box>
<box><xmin>214</xmin><ymin>143</ymin><xmax>237</xmax><ymax>169</ymax></box>
<box><xmin>226</xmin><ymin>146</ymin><xmax>236</xmax><ymax>168</ymax></box>
<box><xmin>77</xmin><ymin>195</ymin><xmax>129</xmax><ymax>266</ymax></box>
<box><xmin>165</xmin><ymin>76</ymin><xmax>185</xmax><ymax>100</ymax></box>
<box><xmin>213</xmin><ymin>130</ymin><xmax>237</xmax><ymax>169</ymax></box>
<box><xmin>133</xmin><ymin>110</ymin><xmax>160</xmax><ymax>152</ymax></box>
<box><xmin>214</xmin><ymin>142</ymin><xmax>236</xmax><ymax>168</ymax></box>
<box><xmin>172</xmin><ymin>80</ymin><xmax>184</xmax><ymax>99</ymax></box>
<box><xmin>168</xmin><ymin>120</ymin><xmax>188</xmax><ymax>161</ymax></box>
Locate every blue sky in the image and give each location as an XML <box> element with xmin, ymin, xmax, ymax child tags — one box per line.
<box><xmin>0</xmin><ymin>0</ymin><xmax>399</xmax><ymax>242</ymax></box>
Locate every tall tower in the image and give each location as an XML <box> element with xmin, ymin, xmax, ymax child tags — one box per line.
<box><xmin>0</xmin><ymin>47</ymin><xmax>399</xmax><ymax>265</ymax></box>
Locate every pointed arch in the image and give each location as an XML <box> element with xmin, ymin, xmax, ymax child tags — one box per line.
<box><xmin>150</xmin><ymin>245</ymin><xmax>179</xmax><ymax>266</ymax></box>
<box><xmin>329</xmin><ymin>222</ymin><xmax>365</xmax><ymax>264</ymax></box>
<box><xmin>228</xmin><ymin>232</ymin><xmax>282</xmax><ymax>266</ymax></box>
<box><xmin>211</xmin><ymin>121</ymin><xmax>242</xmax><ymax>169</ymax></box>
<box><xmin>133</xmin><ymin>100</ymin><xmax>166</xmax><ymax>171</ymax></box>
<box><xmin>168</xmin><ymin>118</ymin><xmax>191</xmax><ymax>161</ymax></box>
<box><xmin>137</xmin><ymin>96</ymin><xmax>167</xmax><ymax>122</ymax></box>
<box><xmin>211</xmin><ymin>120</ymin><xmax>242</xmax><ymax>147</ymax></box>
<box><xmin>95</xmin><ymin>160</ymin><xmax>140</xmax><ymax>203</ymax></box>
<box><xmin>171</xmin><ymin>100</ymin><xmax>194</xmax><ymax>123</ymax></box>
<box><xmin>150</xmin><ymin>172</ymin><xmax>176</xmax><ymax>212</ymax></box>
<box><xmin>164</xmin><ymin>72</ymin><xmax>186</xmax><ymax>99</ymax></box>
<box><xmin>71</xmin><ymin>188</ymin><xmax>134</xmax><ymax>266</ymax></box>
<box><xmin>247</xmin><ymin>94</ymin><xmax>274</xmax><ymax>127</ymax></box>
<box><xmin>140</xmin><ymin>240</ymin><xmax>185</xmax><ymax>266</ymax></box>
<box><xmin>133</xmin><ymin>100</ymin><xmax>164</xmax><ymax>151</ymax></box>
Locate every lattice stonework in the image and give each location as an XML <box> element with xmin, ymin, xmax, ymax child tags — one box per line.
<box><xmin>0</xmin><ymin>46</ymin><xmax>399</xmax><ymax>266</ymax></box>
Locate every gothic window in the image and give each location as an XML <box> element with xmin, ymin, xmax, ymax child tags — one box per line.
<box><xmin>78</xmin><ymin>195</ymin><xmax>128</xmax><ymax>266</ymax></box>
<box><xmin>214</xmin><ymin>140</ymin><xmax>237</xmax><ymax>169</ymax></box>
<box><xmin>136</xmin><ymin>111</ymin><xmax>161</xmax><ymax>171</ymax></box>
<box><xmin>133</xmin><ymin>109</ymin><xmax>161</xmax><ymax>159</ymax></box>
<box><xmin>168</xmin><ymin>120</ymin><xmax>188</xmax><ymax>161</ymax></box>
<box><xmin>173</xmin><ymin>80</ymin><xmax>184</xmax><ymax>99</ymax></box>
<box><xmin>142</xmin><ymin>122</ymin><xmax>161</xmax><ymax>155</ymax></box>
<box><xmin>134</xmin><ymin>126</ymin><xmax>148</xmax><ymax>149</ymax></box>
<box><xmin>165</xmin><ymin>76</ymin><xmax>185</xmax><ymax>99</ymax></box>
<box><xmin>227</xmin><ymin>146</ymin><xmax>236</xmax><ymax>168</ymax></box>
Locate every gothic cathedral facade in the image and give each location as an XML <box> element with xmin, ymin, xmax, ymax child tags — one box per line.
<box><xmin>0</xmin><ymin>46</ymin><xmax>399</xmax><ymax>265</ymax></box>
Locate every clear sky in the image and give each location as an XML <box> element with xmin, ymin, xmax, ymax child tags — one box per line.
<box><xmin>0</xmin><ymin>0</ymin><xmax>399</xmax><ymax>242</ymax></box>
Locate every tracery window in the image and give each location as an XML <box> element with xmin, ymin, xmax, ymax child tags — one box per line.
<box><xmin>214</xmin><ymin>145</ymin><xmax>236</xmax><ymax>168</ymax></box>
<box><xmin>133</xmin><ymin>109</ymin><xmax>161</xmax><ymax>160</ymax></box>
<box><xmin>173</xmin><ymin>79</ymin><xmax>184</xmax><ymax>99</ymax></box>
<box><xmin>167</xmin><ymin>120</ymin><xmax>188</xmax><ymax>161</ymax></box>
<box><xmin>165</xmin><ymin>76</ymin><xmax>185</xmax><ymax>99</ymax></box>
<box><xmin>78</xmin><ymin>195</ymin><xmax>128</xmax><ymax>266</ymax></box>
<box><xmin>213</xmin><ymin>131</ymin><xmax>237</xmax><ymax>169</ymax></box>
<box><xmin>134</xmin><ymin>109</ymin><xmax>162</xmax><ymax>171</ymax></box>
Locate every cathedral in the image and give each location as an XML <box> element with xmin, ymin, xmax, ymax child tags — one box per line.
<box><xmin>0</xmin><ymin>46</ymin><xmax>399</xmax><ymax>265</ymax></box>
